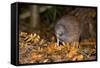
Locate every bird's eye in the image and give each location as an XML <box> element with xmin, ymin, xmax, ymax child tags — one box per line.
<box><xmin>59</xmin><ymin>32</ymin><xmax>63</xmax><ymax>36</ymax></box>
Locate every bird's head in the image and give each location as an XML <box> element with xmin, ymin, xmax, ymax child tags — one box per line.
<box><xmin>55</xmin><ymin>25</ymin><xmax>64</xmax><ymax>38</ymax></box>
<box><xmin>55</xmin><ymin>25</ymin><xmax>65</xmax><ymax>45</ymax></box>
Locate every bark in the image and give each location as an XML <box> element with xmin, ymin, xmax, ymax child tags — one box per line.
<box><xmin>30</xmin><ymin>5</ymin><xmax>40</xmax><ymax>28</ymax></box>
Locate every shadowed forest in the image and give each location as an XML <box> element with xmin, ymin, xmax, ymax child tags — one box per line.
<box><xmin>18</xmin><ymin>4</ymin><xmax>97</xmax><ymax>64</ymax></box>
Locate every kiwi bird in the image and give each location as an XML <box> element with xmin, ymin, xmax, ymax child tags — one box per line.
<box><xmin>55</xmin><ymin>15</ymin><xmax>80</xmax><ymax>45</ymax></box>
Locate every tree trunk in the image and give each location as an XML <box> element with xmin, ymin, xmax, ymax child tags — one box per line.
<box><xmin>30</xmin><ymin>5</ymin><xmax>40</xmax><ymax>29</ymax></box>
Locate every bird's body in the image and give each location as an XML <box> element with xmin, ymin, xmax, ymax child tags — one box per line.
<box><xmin>55</xmin><ymin>15</ymin><xmax>80</xmax><ymax>44</ymax></box>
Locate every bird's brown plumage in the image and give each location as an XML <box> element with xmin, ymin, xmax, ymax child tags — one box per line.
<box><xmin>55</xmin><ymin>15</ymin><xmax>80</xmax><ymax>44</ymax></box>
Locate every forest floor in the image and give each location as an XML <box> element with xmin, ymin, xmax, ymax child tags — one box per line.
<box><xmin>19</xmin><ymin>31</ymin><xmax>96</xmax><ymax>64</ymax></box>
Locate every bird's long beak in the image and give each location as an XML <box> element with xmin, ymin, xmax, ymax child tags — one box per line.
<box><xmin>56</xmin><ymin>35</ymin><xmax>59</xmax><ymax>46</ymax></box>
<box><xmin>57</xmin><ymin>38</ymin><xmax>59</xmax><ymax>46</ymax></box>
